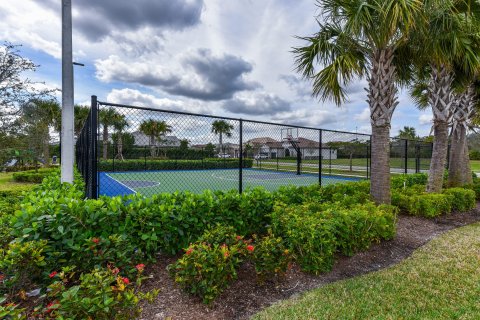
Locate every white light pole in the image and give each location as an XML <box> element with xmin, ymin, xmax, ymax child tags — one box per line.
<box><xmin>61</xmin><ymin>0</ymin><xmax>74</xmax><ymax>183</ymax></box>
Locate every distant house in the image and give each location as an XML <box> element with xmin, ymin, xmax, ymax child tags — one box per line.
<box><xmin>131</xmin><ymin>131</ymin><xmax>181</xmax><ymax>148</ymax></box>
<box><xmin>98</xmin><ymin>132</ymin><xmax>181</xmax><ymax>148</ymax></box>
<box><xmin>246</xmin><ymin>137</ymin><xmax>337</xmax><ymax>160</ymax></box>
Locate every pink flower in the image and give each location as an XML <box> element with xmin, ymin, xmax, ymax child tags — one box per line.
<box><xmin>135</xmin><ymin>264</ymin><xmax>145</xmax><ymax>272</ymax></box>
<box><xmin>122</xmin><ymin>277</ymin><xmax>130</xmax><ymax>285</ymax></box>
<box><xmin>49</xmin><ymin>271</ymin><xmax>58</xmax><ymax>278</ymax></box>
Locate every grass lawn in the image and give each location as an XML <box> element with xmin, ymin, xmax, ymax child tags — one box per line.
<box><xmin>254</xmin><ymin>222</ymin><xmax>480</xmax><ymax>320</ymax></box>
<box><xmin>471</xmin><ymin>160</ymin><xmax>480</xmax><ymax>172</ymax></box>
<box><xmin>0</xmin><ymin>172</ymin><xmax>36</xmax><ymax>192</ymax></box>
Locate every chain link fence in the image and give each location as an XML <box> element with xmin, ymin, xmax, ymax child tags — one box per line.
<box><xmin>75</xmin><ymin>96</ymin><xmax>433</xmax><ymax>198</ymax></box>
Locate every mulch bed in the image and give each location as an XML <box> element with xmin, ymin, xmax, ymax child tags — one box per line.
<box><xmin>140</xmin><ymin>205</ymin><xmax>480</xmax><ymax>320</ymax></box>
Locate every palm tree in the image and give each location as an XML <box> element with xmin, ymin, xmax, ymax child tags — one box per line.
<box><xmin>408</xmin><ymin>0</ymin><xmax>480</xmax><ymax>192</ymax></box>
<box><xmin>99</xmin><ymin>108</ymin><xmax>120</xmax><ymax>160</ymax></box>
<box><xmin>74</xmin><ymin>105</ymin><xmax>90</xmax><ymax>137</ymax></box>
<box><xmin>448</xmin><ymin>79</ymin><xmax>479</xmax><ymax>186</ymax></box>
<box><xmin>398</xmin><ymin>126</ymin><xmax>417</xmax><ymax>140</ymax></box>
<box><xmin>139</xmin><ymin>119</ymin><xmax>172</xmax><ymax>158</ymax></box>
<box><xmin>112</xmin><ymin>114</ymin><xmax>129</xmax><ymax>161</ymax></box>
<box><xmin>21</xmin><ymin>99</ymin><xmax>61</xmax><ymax>166</ymax></box>
<box><xmin>211</xmin><ymin>120</ymin><xmax>234</xmax><ymax>155</ymax></box>
<box><xmin>293</xmin><ymin>0</ymin><xmax>422</xmax><ymax>204</ymax></box>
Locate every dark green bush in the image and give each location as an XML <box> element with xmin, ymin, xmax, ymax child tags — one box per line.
<box><xmin>12</xmin><ymin>168</ymin><xmax>57</xmax><ymax>183</ymax></box>
<box><xmin>469</xmin><ymin>150</ymin><xmax>480</xmax><ymax>160</ymax></box>
<box><xmin>392</xmin><ymin>191</ymin><xmax>453</xmax><ymax>218</ymax></box>
<box><xmin>98</xmin><ymin>158</ymin><xmax>253</xmax><ymax>171</ymax></box>
<box><xmin>270</xmin><ymin>201</ymin><xmax>396</xmax><ymax>274</ymax></box>
<box><xmin>443</xmin><ymin>188</ymin><xmax>476</xmax><ymax>212</ymax></box>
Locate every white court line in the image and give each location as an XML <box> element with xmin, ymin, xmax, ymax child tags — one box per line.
<box><xmin>106</xmin><ymin>173</ymin><xmax>137</xmax><ymax>194</ymax></box>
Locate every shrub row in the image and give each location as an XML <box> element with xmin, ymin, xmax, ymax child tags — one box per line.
<box><xmin>98</xmin><ymin>158</ymin><xmax>253</xmax><ymax>171</ymax></box>
<box><xmin>270</xmin><ymin>201</ymin><xmax>397</xmax><ymax>274</ymax></box>
<box><xmin>12</xmin><ymin>168</ymin><xmax>57</xmax><ymax>183</ymax></box>
<box><xmin>392</xmin><ymin>186</ymin><xmax>476</xmax><ymax>218</ymax></box>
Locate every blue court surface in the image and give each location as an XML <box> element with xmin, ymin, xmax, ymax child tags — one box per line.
<box><xmin>98</xmin><ymin>168</ymin><xmax>360</xmax><ymax>197</ymax></box>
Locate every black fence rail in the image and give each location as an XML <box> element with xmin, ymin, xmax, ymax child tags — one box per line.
<box><xmin>75</xmin><ymin>96</ymin><xmax>433</xmax><ymax>199</ymax></box>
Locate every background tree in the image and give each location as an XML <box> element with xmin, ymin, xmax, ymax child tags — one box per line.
<box><xmin>112</xmin><ymin>114</ymin><xmax>129</xmax><ymax>161</ymax></box>
<box><xmin>204</xmin><ymin>143</ymin><xmax>216</xmax><ymax>158</ymax></box>
<box><xmin>99</xmin><ymin>108</ymin><xmax>120</xmax><ymax>160</ymax></box>
<box><xmin>293</xmin><ymin>0</ymin><xmax>422</xmax><ymax>204</ymax></box>
<box><xmin>139</xmin><ymin>119</ymin><xmax>172</xmax><ymax>158</ymax></box>
<box><xmin>19</xmin><ymin>99</ymin><xmax>60</xmax><ymax>166</ymax></box>
<box><xmin>397</xmin><ymin>126</ymin><xmax>417</xmax><ymax>140</ymax></box>
<box><xmin>74</xmin><ymin>105</ymin><xmax>90</xmax><ymax>137</ymax></box>
<box><xmin>0</xmin><ymin>43</ymin><xmax>56</xmax><ymax>130</ymax></box>
<box><xmin>211</xmin><ymin>120</ymin><xmax>234</xmax><ymax>154</ymax></box>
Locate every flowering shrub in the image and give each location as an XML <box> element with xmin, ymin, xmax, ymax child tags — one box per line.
<box><xmin>0</xmin><ymin>297</ymin><xmax>26</xmax><ymax>320</ymax></box>
<box><xmin>168</xmin><ymin>241</ymin><xmax>246</xmax><ymax>304</ymax></box>
<box><xmin>168</xmin><ymin>225</ymin><xmax>251</xmax><ymax>304</ymax></box>
<box><xmin>45</xmin><ymin>266</ymin><xmax>158</xmax><ymax>320</ymax></box>
<box><xmin>251</xmin><ymin>233</ymin><xmax>292</xmax><ymax>283</ymax></box>
<box><xmin>0</xmin><ymin>240</ymin><xmax>48</xmax><ymax>296</ymax></box>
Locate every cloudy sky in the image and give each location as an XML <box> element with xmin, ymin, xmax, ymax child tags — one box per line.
<box><xmin>1</xmin><ymin>0</ymin><xmax>433</xmax><ymax>136</ymax></box>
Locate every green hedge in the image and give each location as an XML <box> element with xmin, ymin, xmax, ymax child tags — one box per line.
<box><xmin>98</xmin><ymin>158</ymin><xmax>253</xmax><ymax>171</ymax></box>
<box><xmin>391</xmin><ymin>173</ymin><xmax>428</xmax><ymax>189</ymax></box>
<box><xmin>443</xmin><ymin>188</ymin><xmax>476</xmax><ymax>212</ymax></box>
<box><xmin>392</xmin><ymin>192</ymin><xmax>453</xmax><ymax>218</ymax></box>
<box><xmin>271</xmin><ymin>201</ymin><xmax>396</xmax><ymax>274</ymax></box>
<box><xmin>12</xmin><ymin>168</ymin><xmax>57</xmax><ymax>183</ymax></box>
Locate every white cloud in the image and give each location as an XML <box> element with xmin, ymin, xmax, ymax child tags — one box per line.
<box><xmin>419</xmin><ymin>114</ymin><xmax>433</xmax><ymax>125</ymax></box>
<box><xmin>355</xmin><ymin>108</ymin><xmax>370</xmax><ymax>122</ymax></box>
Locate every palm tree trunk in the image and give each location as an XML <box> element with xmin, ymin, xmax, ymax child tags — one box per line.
<box><xmin>117</xmin><ymin>134</ymin><xmax>124</xmax><ymax>161</ymax></box>
<box><xmin>426</xmin><ymin>64</ymin><xmax>454</xmax><ymax>193</ymax></box>
<box><xmin>371</xmin><ymin>125</ymin><xmax>391</xmax><ymax>204</ymax></box>
<box><xmin>463</xmin><ymin>139</ymin><xmax>473</xmax><ymax>185</ymax></box>
<box><xmin>428</xmin><ymin>121</ymin><xmax>449</xmax><ymax>192</ymax></box>
<box><xmin>448</xmin><ymin>125</ymin><xmax>466</xmax><ymax>187</ymax></box>
<box><xmin>103</xmin><ymin>126</ymin><xmax>109</xmax><ymax>160</ymax></box>
<box><xmin>367</xmin><ymin>48</ymin><xmax>398</xmax><ymax>204</ymax></box>
<box><xmin>219</xmin><ymin>133</ymin><xmax>223</xmax><ymax>154</ymax></box>
<box><xmin>150</xmin><ymin>136</ymin><xmax>156</xmax><ymax>158</ymax></box>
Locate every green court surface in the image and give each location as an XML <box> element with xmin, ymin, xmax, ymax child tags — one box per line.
<box><xmin>100</xmin><ymin>169</ymin><xmax>360</xmax><ymax>197</ymax></box>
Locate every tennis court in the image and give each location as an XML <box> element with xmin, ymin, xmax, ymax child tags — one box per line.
<box><xmin>99</xmin><ymin>168</ymin><xmax>360</xmax><ymax>197</ymax></box>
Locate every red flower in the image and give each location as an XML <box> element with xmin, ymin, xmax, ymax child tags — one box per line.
<box><xmin>135</xmin><ymin>264</ymin><xmax>145</xmax><ymax>272</ymax></box>
<box><xmin>112</xmin><ymin>267</ymin><xmax>120</xmax><ymax>275</ymax></box>
<box><xmin>224</xmin><ymin>251</ymin><xmax>230</xmax><ymax>258</ymax></box>
<box><xmin>122</xmin><ymin>277</ymin><xmax>130</xmax><ymax>285</ymax></box>
<box><xmin>49</xmin><ymin>271</ymin><xmax>58</xmax><ymax>278</ymax></box>
<box><xmin>92</xmin><ymin>237</ymin><xmax>100</xmax><ymax>244</ymax></box>
<box><xmin>0</xmin><ymin>274</ymin><xmax>5</xmax><ymax>282</ymax></box>
<box><xmin>236</xmin><ymin>235</ymin><xmax>242</xmax><ymax>240</ymax></box>
<box><xmin>46</xmin><ymin>300</ymin><xmax>59</xmax><ymax>313</ymax></box>
<box><xmin>185</xmin><ymin>248</ymin><xmax>193</xmax><ymax>255</ymax></box>
<box><xmin>246</xmin><ymin>245</ymin><xmax>254</xmax><ymax>252</ymax></box>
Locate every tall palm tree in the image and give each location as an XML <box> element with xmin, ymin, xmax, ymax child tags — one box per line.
<box><xmin>211</xmin><ymin>120</ymin><xmax>234</xmax><ymax>155</ymax></box>
<box><xmin>293</xmin><ymin>0</ymin><xmax>422</xmax><ymax>204</ymax></box>
<box><xmin>408</xmin><ymin>0</ymin><xmax>480</xmax><ymax>192</ymax></box>
<box><xmin>74</xmin><ymin>105</ymin><xmax>90</xmax><ymax>137</ymax></box>
<box><xmin>112</xmin><ymin>114</ymin><xmax>129</xmax><ymax>161</ymax></box>
<box><xmin>99</xmin><ymin>108</ymin><xmax>120</xmax><ymax>160</ymax></box>
<box><xmin>139</xmin><ymin>119</ymin><xmax>172</xmax><ymax>158</ymax></box>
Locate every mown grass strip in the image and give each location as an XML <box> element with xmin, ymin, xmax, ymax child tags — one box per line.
<box><xmin>254</xmin><ymin>222</ymin><xmax>480</xmax><ymax>320</ymax></box>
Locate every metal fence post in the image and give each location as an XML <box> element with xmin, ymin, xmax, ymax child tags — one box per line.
<box><xmin>239</xmin><ymin>119</ymin><xmax>243</xmax><ymax>193</ymax></box>
<box><xmin>319</xmin><ymin>129</ymin><xmax>322</xmax><ymax>186</ymax></box>
<box><xmin>91</xmin><ymin>95</ymin><xmax>98</xmax><ymax>199</ymax></box>
<box><xmin>404</xmin><ymin>139</ymin><xmax>408</xmax><ymax>174</ymax></box>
